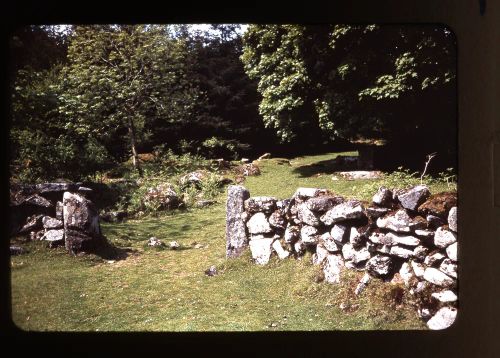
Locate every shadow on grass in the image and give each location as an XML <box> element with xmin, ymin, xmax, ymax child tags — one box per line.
<box><xmin>292</xmin><ymin>157</ymin><xmax>359</xmax><ymax>178</ymax></box>
<box><xmin>90</xmin><ymin>237</ymin><xmax>137</xmax><ymax>261</ymax></box>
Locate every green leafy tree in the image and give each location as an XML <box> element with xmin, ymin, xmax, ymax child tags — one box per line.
<box><xmin>58</xmin><ymin>25</ymin><xmax>204</xmax><ymax>176</ymax></box>
<box><xmin>241</xmin><ymin>24</ymin><xmax>457</xmax><ymax>168</ymax></box>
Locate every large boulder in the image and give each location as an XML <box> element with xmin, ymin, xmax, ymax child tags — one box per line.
<box><xmin>342</xmin><ymin>243</ymin><xmax>371</xmax><ymax>264</ymax></box>
<box><xmin>320</xmin><ymin>201</ymin><xmax>365</xmax><ymax>225</ymax></box>
<box><xmin>389</xmin><ymin>246</ymin><xmax>414</xmax><ymax>259</ymax></box>
<box><xmin>42</xmin><ymin>229</ymin><xmax>65</xmax><ymax>247</ymax></box>
<box><xmin>226</xmin><ymin>185</ymin><xmax>250</xmax><ymax>258</ymax></box>
<box><xmin>284</xmin><ymin>224</ymin><xmax>300</xmax><ymax>243</ymax></box>
<box><xmin>397</xmin><ymin>185</ymin><xmax>431</xmax><ymax>211</ymax></box>
<box><xmin>63</xmin><ymin>192</ymin><xmax>103</xmax><ymax>254</ymax></box>
<box><xmin>247</xmin><ymin>212</ymin><xmax>273</xmax><ymax>234</ymax></box>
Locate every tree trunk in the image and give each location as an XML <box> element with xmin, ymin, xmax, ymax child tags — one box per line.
<box><xmin>127</xmin><ymin>116</ymin><xmax>143</xmax><ymax>177</ymax></box>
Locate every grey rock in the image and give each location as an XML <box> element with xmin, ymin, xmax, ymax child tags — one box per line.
<box><xmin>431</xmin><ymin>290</ymin><xmax>458</xmax><ymax>303</ymax></box>
<box><xmin>368</xmin><ymin>232</ymin><xmax>394</xmax><ymax>245</ymax></box>
<box><xmin>77</xmin><ymin>186</ymin><xmax>93</xmax><ymax>194</ymax></box>
<box><xmin>268</xmin><ymin>210</ymin><xmax>287</xmax><ymax>230</ymax></box>
<box><xmin>244</xmin><ymin>196</ymin><xmax>277</xmax><ymax>214</ymax></box>
<box><xmin>300</xmin><ymin>225</ymin><xmax>319</xmax><ymax>244</ymax></box>
<box><xmin>63</xmin><ymin>192</ymin><xmax>102</xmax><ymax>254</ymax></box>
<box><xmin>385</xmin><ymin>232</ymin><xmax>421</xmax><ymax>247</ymax></box>
<box><xmin>276</xmin><ymin>199</ymin><xmax>292</xmax><ymax>212</ymax></box>
<box><xmin>366</xmin><ymin>255</ymin><xmax>393</xmax><ymax>277</ymax></box>
<box><xmin>204</xmin><ymin>265</ymin><xmax>218</xmax><ymax>276</ymax></box>
<box><xmin>349</xmin><ymin>227</ymin><xmax>364</xmax><ymax>246</ymax></box>
<box><xmin>24</xmin><ymin>194</ymin><xmax>53</xmax><ymax>208</ymax></box>
<box><xmin>319</xmin><ymin>232</ymin><xmax>340</xmax><ymax>252</ymax></box>
<box><xmin>342</xmin><ymin>243</ymin><xmax>371</xmax><ymax>264</ymax></box>
<box><xmin>446</xmin><ymin>242</ymin><xmax>458</xmax><ymax>261</ymax></box>
<box><xmin>323</xmin><ymin>254</ymin><xmax>344</xmax><ymax>284</ymax></box>
<box><xmin>424</xmin><ymin>251</ymin><xmax>446</xmax><ymax>266</ymax></box>
<box><xmin>397</xmin><ymin>185</ymin><xmax>431</xmax><ymax>211</ymax></box>
<box><xmin>423</xmin><ymin>267</ymin><xmax>455</xmax><ymax>287</ymax></box>
<box><xmin>247</xmin><ymin>212</ymin><xmax>273</xmax><ymax>235</ymax></box>
<box><xmin>331</xmin><ymin>224</ymin><xmax>349</xmax><ymax>244</ymax></box>
<box><xmin>389</xmin><ymin>246</ymin><xmax>414</xmax><ymax>259</ymax></box>
<box><xmin>169</xmin><ymin>241</ymin><xmax>180</xmax><ymax>250</ymax></box>
<box><xmin>272</xmin><ymin>239</ymin><xmax>290</xmax><ymax>260</ymax></box>
<box><xmin>434</xmin><ymin>227</ymin><xmax>457</xmax><ymax>248</ymax></box>
<box><xmin>180</xmin><ymin>170</ymin><xmax>208</xmax><ymax>186</ymax></box>
<box><xmin>372</xmin><ymin>186</ymin><xmax>393</xmax><ymax>207</ymax></box>
<box><xmin>249</xmin><ymin>238</ymin><xmax>274</xmax><ymax>264</ymax></box>
<box><xmin>365</xmin><ymin>207</ymin><xmax>389</xmax><ymax>220</ymax></box>
<box><xmin>427</xmin><ymin>307</ymin><xmax>457</xmax><ymax>330</ymax></box>
<box><xmin>42</xmin><ymin>216</ymin><xmax>63</xmax><ymax>230</ymax></box>
<box><xmin>320</xmin><ymin>201</ymin><xmax>365</xmax><ymax>225</ymax></box>
<box><xmin>297</xmin><ymin>203</ymin><xmax>321</xmax><ymax>226</ymax></box>
<box><xmin>284</xmin><ymin>224</ymin><xmax>300</xmax><ymax>243</ymax></box>
<box><xmin>417</xmin><ymin>307</ymin><xmax>433</xmax><ymax>320</ymax></box>
<box><xmin>147</xmin><ymin>237</ymin><xmax>165</xmax><ymax>247</ymax></box>
<box><xmin>448</xmin><ymin>207</ymin><xmax>458</xmax><ymax>232</ymax></box>
<box><xmin>376</xmin><ymin>210</ymin><xmax>412</xmax><ymax>233</ymax></box>
<box><xmin>312</xmin><ymin>244</ymin><xmax>329</xmax><ymax>265</ymax></box>
<box><xmin>143</xmin><ymin>183</ymin><xmax>179</xmax><ymax>210</ymax></box>
<box><xmin>42</xmin><ymin>229</ymin><xmax>65</xmax><ymax>243</ymax></box>
<box><xmin>306</xmin><ymin>195</ymin><xmax>344</xmax><ymax>212</ymax></box>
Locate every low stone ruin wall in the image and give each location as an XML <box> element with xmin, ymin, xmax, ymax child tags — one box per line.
<box><xmin>225</xmin><ymin>184</ymin><xmax>458</xmax><ymax>330</ymax></box>
<box><xmin>10</xmin><ymin>183</ymin><xmax>104</xmax><ymax>254</ymax></box>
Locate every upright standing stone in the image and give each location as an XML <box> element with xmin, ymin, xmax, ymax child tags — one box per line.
<box><xmin>226</xmin><ymin>185</ymin><xmax>250</xmax><ymax>258</ymax></box>
<box><xmin>63</xmin><ymin>192</ymin><xmax>103</xmax><ymax>254</ymax></box>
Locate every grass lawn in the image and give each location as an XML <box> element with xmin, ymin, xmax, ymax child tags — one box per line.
<box><xmin>11</xmin><ymin>151</ymin><xmax>454</xmax><ymax>331</ymax></box>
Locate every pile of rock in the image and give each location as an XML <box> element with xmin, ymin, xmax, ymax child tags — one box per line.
<box><xmin>10</xmin><ymin>183</ymin><xmax>105</xmax><ymax>254</ymax></box>
<box><xmin>225</xmin><ymin>184</ymin><xmax>458</xmax><ymax>330</ymax></box>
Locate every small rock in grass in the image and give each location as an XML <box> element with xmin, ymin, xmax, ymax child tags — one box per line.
<box><xmin>204</xmin><ymin>265</ymin><xmax>218</xmax><ymax>276</ymax></box>
<box><xmin>169</xmin><ymin>241</ymin><xmax>180</xmax><ymax>250</ymax></box>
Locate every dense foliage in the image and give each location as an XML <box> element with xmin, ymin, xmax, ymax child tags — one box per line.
<box><xmin>9</xmin><ymin>24</ymin><xmax>457</xmax><ymax>182</ymax></box>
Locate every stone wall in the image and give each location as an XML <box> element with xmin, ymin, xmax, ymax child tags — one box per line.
<box><xmin>226</xmin><ymin>184</ymin><xmax>458</xmax><ymax>330</ymax></box>
<box><xmin>10</xmin><ymin>183</ymin><xmax>104</xmax><ymax>254</ymax></box>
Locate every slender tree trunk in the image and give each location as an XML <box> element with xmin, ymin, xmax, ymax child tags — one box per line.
<box><xmin>127</xmin><ymin>116</ymin><xmax>143</xmax><ymax>177</ymax></box>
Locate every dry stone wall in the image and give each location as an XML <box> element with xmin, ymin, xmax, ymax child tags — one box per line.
<box><xmin>10</xmin><ymin>183</ymin><xmax>104</xmax><ymax>254</ymax></box>
<box><xmin>225</xmin><ymin>184</ymin><xmax>458</xmax><ymax>330</ymax></box>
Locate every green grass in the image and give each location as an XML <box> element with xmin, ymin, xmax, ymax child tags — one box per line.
<box><xmin>11</xmin><ymin>151</ymin><xmax>453</xmax><ymax>331</ymax></box>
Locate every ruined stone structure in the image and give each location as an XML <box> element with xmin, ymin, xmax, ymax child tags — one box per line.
<box><xmin>226</xmin><ymin>184</ymin><xmax>458</xmax><ymax>330</ymax></box>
